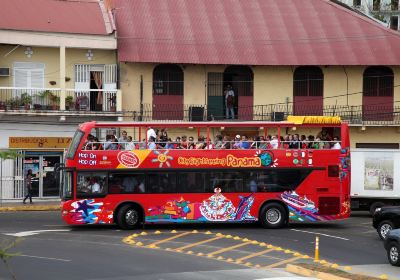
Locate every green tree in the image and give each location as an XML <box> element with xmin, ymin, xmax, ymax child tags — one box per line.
<box><xmin>0</xmin><ymin>238</ymin><xmax>22</xmax><ymax>280</ymax></box>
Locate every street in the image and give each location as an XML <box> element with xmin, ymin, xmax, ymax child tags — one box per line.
<box><xmin>0</xmin><ymin>211</ymin><xmax>399</xmax><ymax>280</ymax></box>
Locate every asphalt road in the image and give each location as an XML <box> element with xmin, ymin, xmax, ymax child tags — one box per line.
<box><xmin>0</xmin><ymin>211</ymin><xmax>398</xmax><ymax>280</ymax></box>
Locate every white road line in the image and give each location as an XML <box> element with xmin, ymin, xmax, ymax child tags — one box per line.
<box><xmin>4</xmin><ymin>229</ymin><xmax>71</xmax><ymax>237</ymax></box>
<box><xmin>18</xmin><ymin>254</ymin><xmax>71</xmax><ymax>262</ymax></box>
<box><xmin>290</xmin><ymin>229</ymin><xmax>350</xmax><ymax>241</ymax></box>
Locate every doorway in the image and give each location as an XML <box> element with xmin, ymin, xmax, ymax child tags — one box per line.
<box><xmin>23</xmin><ymin>154</ymin><xmax>62</xmax><ymax>198</ymax></box>
<box><xmin>90</xmin><ymin>71</ymin><xmax>103</xmax><ymax>111</ymax></box>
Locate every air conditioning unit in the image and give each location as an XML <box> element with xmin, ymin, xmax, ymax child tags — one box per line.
<box><xmin>271</xmin><ymin>112</ymin><xmax>285</xmax><ymax>122</ymax></box>
<box><xmin>0</xmin><ymin>68</ymin><xmax>10</xmax><ymax>77</ymax></box>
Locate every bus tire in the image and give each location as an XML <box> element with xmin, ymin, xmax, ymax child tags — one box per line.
<box><xmin>117</xmin><ymin>204</ymin><xmax>142</xmax><ymax>230</ymax></box>
<box><xmin>260</xmin><ymin>203</ymin><xmax>287</xmax><ymax>229</ymax></box>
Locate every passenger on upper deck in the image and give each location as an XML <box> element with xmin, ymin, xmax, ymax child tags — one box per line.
<box><xmin>125</xmin><ymin>136</ymin><xmax>135</xmax><ymax>150</ymax></box>
<box><xmin>332</xmin><ymin>136</ymin><xmax>341</xmax><ymax>150</ymax></box>
<box><xmin>148</xmin><ymin>136</ymin><xmax>156</xmax><ymax>150</ymax></box>
<box><xmin>147</xmin><ymin>127</ymin><xmax>157</xmax><ymax>141</ymax></box>
<box><xmin>270</xmin><ymin>135</ymin><xmax>279</xmax><ymax>149</ymax></box>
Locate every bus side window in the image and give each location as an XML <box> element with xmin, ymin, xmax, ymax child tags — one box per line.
<box><xmin>76</xmin><ymin>172</ymin><xmax>107</xmax><ymax>197</ymax></box>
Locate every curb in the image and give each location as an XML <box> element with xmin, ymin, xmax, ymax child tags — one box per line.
<box><xmin>0</xmin><ymin>205</ymin><xmax>60</xmax><ymax>212</ymax></box>
<box><xmin>286</xmin><ymin>264</ymin><xmax>358</xmax><ymax>280</ymax></box>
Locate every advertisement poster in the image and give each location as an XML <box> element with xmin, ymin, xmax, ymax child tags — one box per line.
<box><xmin>364</xmin><ymin>153</ymin><xmax>394</xmax><ymax>191</ymax></box>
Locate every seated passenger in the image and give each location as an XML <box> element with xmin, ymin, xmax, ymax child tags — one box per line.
<box><xmin>221</xmin><ymin>136</ymin><xmax>231</xmax><ymax>149</ymax></box>
<box><xmin>214</xmin><ymin>135</ymin><xmax>223</xmax><ymax>149</ymax></box>
<box><xmin>125</xmin><ymin>136</ymin><xmax>135</xmax><ymax>150</ymax></box>
<box><xmin>148</xmin><ymin>136</ymin><xmax>156</xmax><ymax>149</ymax></box>
<box><xmin>332</xmin><ymin>137</ymin><xmax>341</xmax><ymax>150</ymax></box>
<box><xmin>270</xmin><ymin>135</ymin><xmax>279</xmax><ymax>149</ymax></box>
<box><xmin>232</xmin><ymin>135</ymin><xmax>241</xmax><ymax>149</ymax></box>
<box><xmin>240</xmin><ymin>135</ymin><xmax>250</xmax><ymax>149</ymax></box>
<box><xmin>181</xmin><ymin>135</ymin><xmax>188</xmax><ymax>149</ymax></box>
<box><xmin>188</xmin><ymin>136</ymin><xmax>195</xmax><ymax>149</ymax></box>
<box><xmin>196</xmin><ymin>136</ymin><xmax>206</xmax><ymax>149</ymax></box>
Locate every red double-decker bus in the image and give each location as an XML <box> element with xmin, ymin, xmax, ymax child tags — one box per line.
<box><xmin>60</xmin><ymin>116</ymin><xmax>350</xmax><ymax>229</ymax></box>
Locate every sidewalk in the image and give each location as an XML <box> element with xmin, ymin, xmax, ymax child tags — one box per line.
<box><xmin>0</xmin><ymin>199</ymin><xmax>60</xmax><ymax>212</ymax></box>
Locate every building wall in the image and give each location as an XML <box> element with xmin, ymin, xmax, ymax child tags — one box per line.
<box><xmin>0</xmin><ymin>45</ymin><xmax>117</xmax><ymax>88</ymax></box>
<box><xmin>120</xmin><ymin>63</ymin><xmax>400</xmax><ymax>111</ymax></box>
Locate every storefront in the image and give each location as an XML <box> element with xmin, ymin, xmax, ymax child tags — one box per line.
<box><xmin>8</xmin><ymin>137</ymin><xmax>71</xmax><ymax>199</ymax></box>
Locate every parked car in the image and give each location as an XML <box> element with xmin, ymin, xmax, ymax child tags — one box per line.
<box><xmin>372</xmin><ymin>206</ymin><xmax>400</xmax><ymax>240</ymax></box>
<box><xmin>384</xmin><ymin>229</ymin><xmax>400</xmax><ymax>266</ymax></box>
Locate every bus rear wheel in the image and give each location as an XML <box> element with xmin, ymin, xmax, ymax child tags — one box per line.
<box><xmin>260</xmin><ymin>203</ymin><xmax>287</xmax><ymax>229</ymax></box>
<box><xmin>117</xmin><ymin>204</ymin><xmax>142</xmax><ymax>230</ymax></box>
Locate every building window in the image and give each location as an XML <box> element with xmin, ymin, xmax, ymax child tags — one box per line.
<box><xmin>293</xmin><ymin>66</ymin><xmax>323</xmax><ymax>97</ymax></box>
<box><xmin>13</xmin><ymin>62</ymin><xmax>45</xmax><ymax>89</ymax></box>
<box><xmin>392</xmin><ymin>0</ymin><xmax>399</xmax><ymax>11</ymax></box>
<box><xmin>373</xmin><ymin>0</ymin><xmax>381</xmax><ymax>11</ymax></box>
<box><xmin>153</xmin><ymin>64</ymin><xmax>183</xmax><ymax>96</ymax></box>
<box><xmin>363</xmin><ymin>67</ymin><xmax>394</xmax><ymax>97</ymax></box>
<box><xmin>390</xmin><ymin>16</ymin><xmax>399</xmax><ymax>30</ymax></box>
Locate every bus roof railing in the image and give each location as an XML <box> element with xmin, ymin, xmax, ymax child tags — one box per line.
<box><xmin>83</xmin><ymin>116</ymin><xmax>344</xmax><ymax>129</ymax></box>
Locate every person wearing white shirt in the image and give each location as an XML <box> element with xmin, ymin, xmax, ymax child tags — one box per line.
<box><xmin>148</xmin><ymin>136</ymin><xmax>156</xmax><ymax>149</ymax></box>
<box><xmin>147</xmin><ymin>127</ymin><xmax>157</xmax><ymax>141</ymax></box>
<box><xmin>91</xmin><ymin>180</ymin><xmax>101</xmax><ymax>193</ymax></box>
<box><xmin>270</xmin><ymin>135</ymin><xmax>279</xmax><ymax>149</ymax></box>
<box><xmin>332</xmin><ymin>137</ymin><xmax>341</xmax><ymax>150</ymax></box>
<box><xmin>125</xmin><ymin>136</ymin><xmax>135</xmax><ymax>150</ymax></box>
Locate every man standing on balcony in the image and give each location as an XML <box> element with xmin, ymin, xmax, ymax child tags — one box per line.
<box><xmin>225</xmin><ymin>85</ymin><xmax>235</xmax><ymax>119</ymax></box>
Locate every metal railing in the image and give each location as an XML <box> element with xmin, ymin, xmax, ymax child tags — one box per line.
<box><xmin>133</xmin><ymin>102</ymin><xmax>400</xmax><ymax>125</ymax></box>
<box><xmin>0</xmin><ymin>87</ymin><xmax>118</xmax><ymax>113</ymax></box>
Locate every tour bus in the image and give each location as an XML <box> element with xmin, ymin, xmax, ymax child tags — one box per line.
<box><xmin>60</xmin><ymin>116</ymin><xmax>350</xmax><ymax>229</ymax></box>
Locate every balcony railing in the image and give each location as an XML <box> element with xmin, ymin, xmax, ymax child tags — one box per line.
<box><xmin>0</xmin><ymin>87</ymin><xmax>120</xmax><ymax>113</ymax></box>
<box><xmin>134</xmin><ymin>102</ymin><xmax>400</xmax><ymax>125</ymax></box>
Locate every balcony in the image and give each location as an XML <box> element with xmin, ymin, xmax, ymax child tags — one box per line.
<box><xmin>136</xmin><ymin>102</ymin><xmax>400</xmax><ymax>126</ymax></box>
<box><xmin>0</xmin><ymin>87</ymin><xmax>122</xmax><ymax>117</ymax></box>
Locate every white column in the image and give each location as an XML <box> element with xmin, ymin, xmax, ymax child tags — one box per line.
<box><xmin>117</xmin><ymin>89</ymin><xmax>122</xmax><ymax>112</ymax></box>
<box><xmin>60</xmin><ymin>46</ymin><xmax>66</xmax><ymax>110</ymax></box>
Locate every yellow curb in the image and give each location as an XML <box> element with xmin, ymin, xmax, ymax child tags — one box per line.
<box><xmin>225</xmin><ymin>235</ymin><xmax>232</xmax><ymax>238</ymax></box>
<box><xmin>136</xmin><ymin>242</ymin><xmax>143</xmax><ymax>246</ymax></box>
<box><xmin>215</xmin><ymin>233</ymin><xmax>224</xmax><ymax>237</ymax></box>
<box><xmin>154</xmin><ymin>231</ymin><xmax>161</xmax><ymax>234</ymax></box>
<box><xmin>197</xmin><ymin>253</ymin><xmax>204</xmax><ymax>256</ymax></box>
<box><xmin>140</xmin><ymin>232</ymin><xmax>147</xmax><ymax>235</ymax></box>
<box><xmin>171</xmin><ymin>230</ymin><xmax>177</xmax><ymax>233</ymax></box>
<box><xmin>186</xmin><ymin>251</ymin><xmax>193</xmax><ymax>255</ymax></box>
<box><xmin>191</xmin><ymin>230</ymin><xmax>198</xmax><ymax>233</ymax></box>
<box><xmin>259</xmin><ymin>242</ymin><xmax>267</xmax><ymax>247</ymax></box>
<box><xmin>233</xmin><ymin>236</ymin><xmax>241</xmax><ymax>240</ymax></box>
<box><xmin>251</xmin><ymin>240</ymin><xmax>259</xmax><ymax>245</ymax></box>
<box><xmin>331</xmin><ymin>264</ymin><xmax>339</xmax><ymax>269</ymax></box>
<box><xmin>379</xmin><ymin>274</ymin><xmax>388</xmax><ymax>279</ymax></box>
<box><xmin>226</xmin><ymin>258</ymin><xmax>234</xmax><ymax>262</ymax></box>
<box><xmin>286</xmin><ymin>264</ymin><xmax>349</xmax><ymax>280</ymax></box>
<box><xmin>205</xmin><ymin>231</ymin><xmax>212</xmax><ymax>235</ymax></box>
<box><xmin>0</xmin><ymin>205</ymin><xmax>60</xmax><ymax>212</ymax></box>
<box><xmin>343</xmin><ymin>266</ymin><xmax>352</xmax><ymax>271</ymax></box>
<box><xmin>217</xmin><ymin>256</ymin><xmax>224</xmax><ymax>260</ymax></box>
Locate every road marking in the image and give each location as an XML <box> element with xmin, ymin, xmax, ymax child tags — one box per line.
<box><xmin>207</xmin><ymin>241</ymin><xmax>253</xmax><ymax>257</ymax></box>
<box><xmin>174</xmin><ymin>235</ymin><xmax>224</xmax><ymax>251</ymax></box>
<box><xmin>146</xmin><ymin>231</ymin><xmax>192</xmax><ymax>247</ymax></box>
<box><xmin>290</xmin><ymin>229</ymin><xmax>350</xmax><ymax>241</ymax></box>
<box><xmin>236</xmin><ymin>248</ymin><xmax>275</xmax><ymax>262</ymax></box>
<box><xmin>4</xmin><ymin>229</ymin><xmax>71</xmax><ymax>237</ymax></box>
<box><xmin>18</xmin><ymin>254</ymin><xmax>71</xmax><ymax>262</ymax></box>
<box><xmin>263</xmin><ymin>256</ymin><xmax>303</xmax><ymax>268</ymax></box>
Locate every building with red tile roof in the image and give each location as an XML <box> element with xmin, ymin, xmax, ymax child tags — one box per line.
<box><xmin>115</xmin><ymin>0</ymin><xmax>400</xmax><ymax>65</ymax></box>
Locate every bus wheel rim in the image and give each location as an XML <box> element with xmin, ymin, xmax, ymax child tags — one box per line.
<box><xmin>381</xmin><ymin>224</ymin><xmax>392</xmax><ymax>238</ymax></box>
<box><xmin>266</xmin><ymin>208</ymin><xmax>281</xmax><ymax>224</ymax></box>
<box><xmin>390</xmin><ymin>247</ymin><xmax>398</xmax><ymax>262</ymax></box>
<box><xmin>125</xmin><ymin>209</ymin><xmax>138</xmax><ymax>226</ymax></box>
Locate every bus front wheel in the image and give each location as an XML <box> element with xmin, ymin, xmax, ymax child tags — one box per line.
<box><xmin>117</xmin><ymin>204</ymin><xmax>142</xmax><ymax>230</ymax></box>
<box><xmin>260</xmin><ymin>203</ymin><xmax>287</xmax><ymax>229</ymax></box>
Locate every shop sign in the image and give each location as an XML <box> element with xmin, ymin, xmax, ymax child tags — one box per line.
<box><xmin>9</xmin><ymin>137</ymin><xmax>72</xmax><ymax>149</ymax></box>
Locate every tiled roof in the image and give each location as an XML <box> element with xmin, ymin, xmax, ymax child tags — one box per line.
<box><xmin>115</xmin><ymin>0</ymin><xmax>400</xmax><ymax>65</ymax></box>
<box><xmin>0</xmin><ymin>0</ymin><xmax>112</xmax><ymax>35</ymax></box>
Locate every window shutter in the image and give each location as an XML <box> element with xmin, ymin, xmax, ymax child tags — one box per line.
<box><xmin>14</xmin><ymin>69</ymin><xmax>28</xmax><ymax>88</ymax></box>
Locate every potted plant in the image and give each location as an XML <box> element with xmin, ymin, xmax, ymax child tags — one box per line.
<box><xmin>20</xmin><ymin>93</ymin><xmax>32</xmax><ymax>110</ymax></box>
<box><xmin>65</xmin><ymin>96</ymin><xmax>74</xmax><ymax>110</ymax></box>
<box><xmin>38</xmin><ymin>90</ymin><xmax>59</xmax><ymax>110</ymax></box>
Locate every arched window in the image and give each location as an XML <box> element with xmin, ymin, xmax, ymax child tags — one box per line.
<box><xmin>152</xmin><ymin>64</ymin><xmax>184</xmax><ymax>120</ymax></box>
<box><xmin>293</xmin><ymin>67</ymin><xmax>323</xmax><ymax>115</ymax></box>
<box><xmin>363</xmin><ymin>66</ymin><xmax>394</xmax><ymax>97</ymax></box>
<box><xmin>362</xmin><ymin>66</ymin><xmax>394</xmax><ymax>121</ymax></box>
<box><xmin>153</xmin><ymin>64</ymin><xmax>183</xmax><ymax>96</ymax></box>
